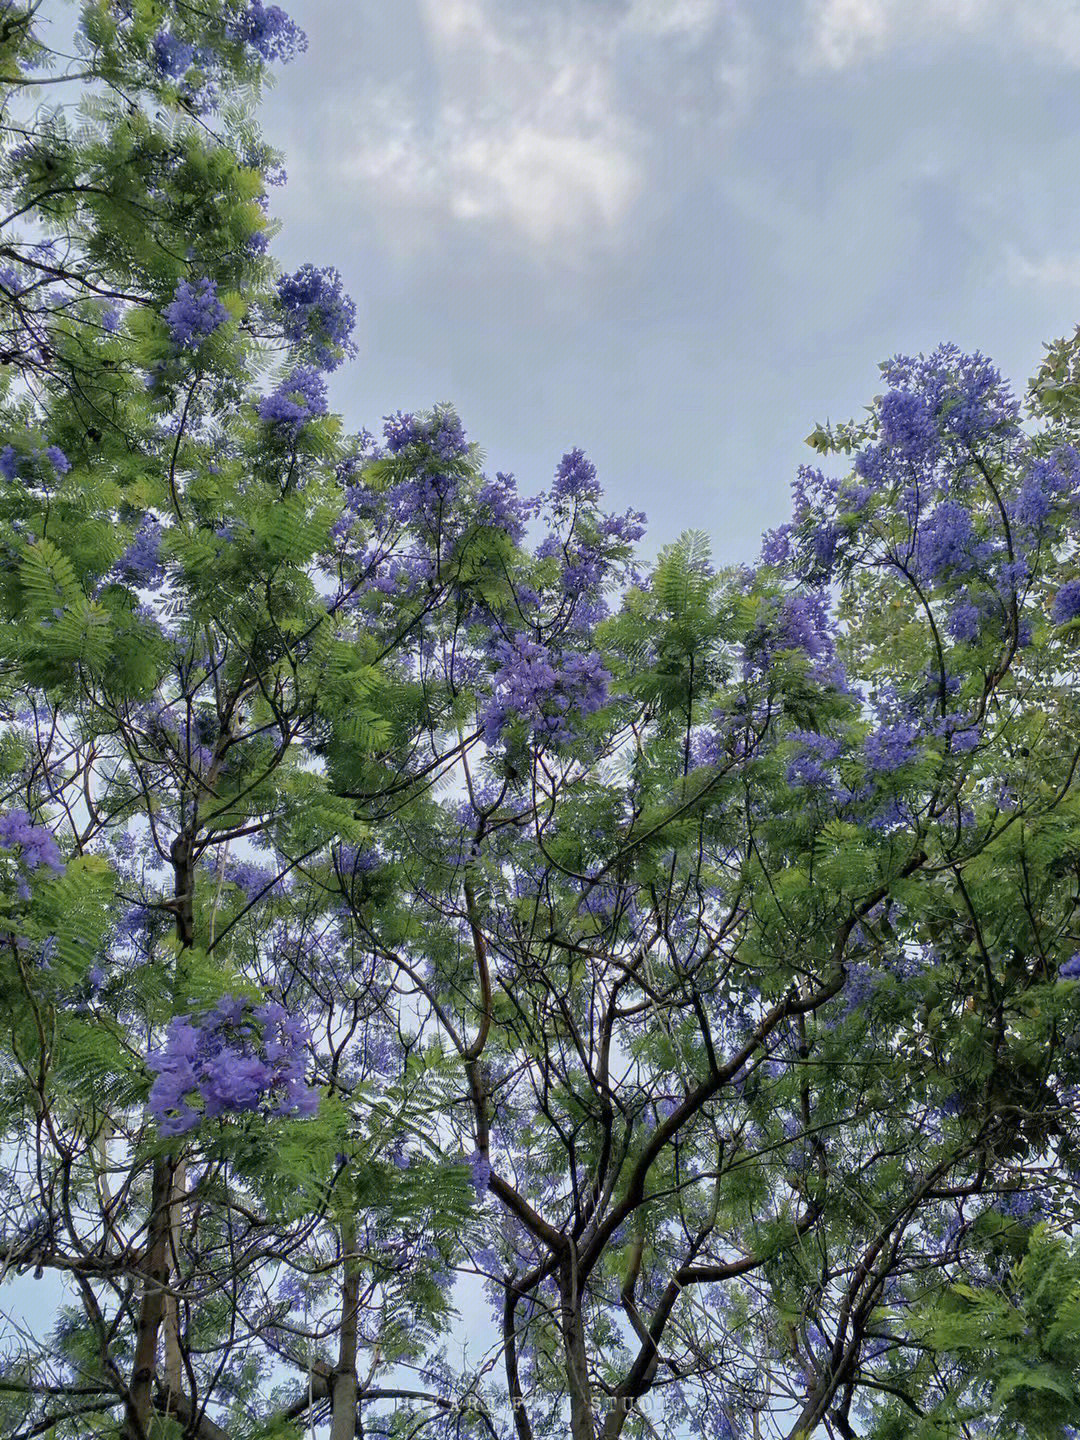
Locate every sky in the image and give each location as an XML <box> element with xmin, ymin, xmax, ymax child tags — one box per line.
<box><xmin>255</xmin><ymin>0</ymin><xmax>1080</xmax><ymax>566</ymax></box>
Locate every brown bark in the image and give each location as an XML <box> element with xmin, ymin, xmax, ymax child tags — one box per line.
<box><xmin>123</xmin><ymin>829</ymin><xmax>195</xmax><ymax>1438</ymax></box>
<box><xmin>122</xmin><ymin>1156</ymin><xmax>172</xmax><ymax>1440</ymax></box>
<box><xmin>560</xmin><ymin>1250</ymin><xmax>595</xmax><ymax>1440</ymax></box>
<box><xmin>329</xmin><ymin>1214</ymin><xmax>361</xmax><ymax>1440</ymax></box>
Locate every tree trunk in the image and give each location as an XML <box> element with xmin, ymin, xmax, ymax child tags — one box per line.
<box><xmin>329</xmin><ymin>1214</ymin><xmax>360</xmax><ymax>1440</ymax></box>
<box><xmin>124</xmin><ymin>830</ymin><xmax>195</xmax><ymax>1437</ymax></box>
<box><xmin>122</xmin><ymin>1156</ymin><xmax>172</xmax><ymax>1440</ymax></box>
<box><xmin>560</xmin><ymin>1250</ymin><xmax>595</xmax><ymax>1440</ymax></box>
<box><xmin>162</xmin><ymin>1158</ymin><xmax>187</xmax><ymax>1395</ymax></box>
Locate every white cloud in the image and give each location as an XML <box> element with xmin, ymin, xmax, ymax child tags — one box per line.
<box><xmin>1006</xmin><ymin>247</ymin><xmax>1080</xmax><ymax>287</ymax></box>
<box><xmin>623</xmin><ymin>0</ymin><xmax>723</xmax><ymax>39</ymax></box>
<box><xmin>325</xmin><ymin>0</ymin><xmax>754</xmax><ymax>259</ymax></box>
<box><xmin>802</xmin><ymin>0</ymin><xmax>1080</xmax><ymax>70</ymax></box>
<box><xmin>327</xmin><ymin>2</ymin><xmax>640</xmax><ymax>256</ymax></box>
<box><xmin>804</xmin><ymin>0</ymin><xmax>893</xmax><ymax>68</ymax></box>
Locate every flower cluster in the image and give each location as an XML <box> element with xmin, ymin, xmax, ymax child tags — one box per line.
<box><xmin>117</xmin><ymin>518</ymin><xmax>164</xmax><ymax>587</ymax></box>
<box><xmin>481</xmin><ymin>635</ymin><xmax>610</xmax><ymax>748</ymax></box>
<box><xmin>276</xmin><ymin>264</ymin><xmax>356</xmax><ymax>371</ymax></box>
<box><xmin>224</xmin><ymin>858</ymin><xmax>283</xmax><ymax>900</ymax></box>
<box><xmin>383</xmin><ymin>408</ymin><xmax>468</xmax><ymax>461</ymax></box>
<box><xmin>864</xmin><ymin>721</ymin><xmax>920</xmax><ymax>774</ymax></box>
<box><xmin>0</xmin><ymin>445</ymin><xmax>70</xmax><ymax>482</ymax></box>
<box><xmin>164</xmin><ymin>277</ymin><xmax>228</xmax><ymax>349</ymax></box>
<box><xmin>148</xmin><ymin>994</ymin><xmax>317</xmax><ymax>1136</ymax></box>
<box><xmin>151</xmin><ymin>30</ymin><xmax>194</xmax><ymax>79</ymax></box>
<box><xmin>0</xmin><ymin>810</ymin><xmax>63</xmax><ymax>873</ymax></box>
<box><xmin>552</xmin><ymin>447</ymin><xmax>602</xmax><ymax>509</ymax></box>
<box><xmin>258</xmin><ymin>367</ymin><xmax>327</xmax><ymax>433</ymax></box>
<box><xmin>1053</xmin><ymin>579</ymin><xmax>1080</xmax><ymax>625</ymax></box>
<box><xmin>227</xmin><ymin>1</ymin><xmax>307</xmax><ymax>63</ymax></box>
<box><xmin>475</xmin><ymin>472</ymin><xmax>539</xmax><ymax>545</ymax></box>
<box><xmin>785</xmin><ymin>731</ymin><xmax>844</xmax><ymax>789</ymax></box>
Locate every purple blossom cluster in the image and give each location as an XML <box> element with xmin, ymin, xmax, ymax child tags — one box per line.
<box><xmin>1059</xmin><ymin>952</ymin><xmax>1080</xmax><ymax>980</ymax></box>
<box><xmin>258</xmin><ymin>367</ymin><xmax>327</xmax><ymax>433</ymax></box>
<box><xmin>785</xmin><ymin>730</ymin><xmax>844</xmax><ymax>789</ymax></box>
<box><xmin>147</xmin><ymin>994</ymin><xmax>317</xmax><ymax>1136</ymax></box>
<box><xmin>0</xmin><ymin>444</ymin><xmax>70</xmax><ymax>482</ymax></box>
<box><xmin>468</xmin><ymin>1149</ymin><xmax>491</xmax><ymax>1197</ymax></box>
<box><xmin>995</xmin><ymin>1188</ymin><xmax>1045</xmax><ymax>1221</ymax></box>
<box><xmin>878</xmin><ymin>346</ymin><xmax>1020</xmax><ymax>452</ymax></box>
<box><xmin>164</xmin><ymin>276</ymin><xmax>228</xmax><ymax>348</ymax></box>
<box><xmin>135</xmin><ymin>699</ymin><xmax>215</xmax><ymax>774</ymax></box>
<box><xmin>150</xmin><ymin>30</ymin><xmax>194</xmax><ymax>79</ymax></box>
<box><xmin>1052</xmin><ymin>579</ymin><xmax>1080</xmax><ymax>625</ymax></box>
<box><xmin>383</xmin><ymin>408</ymin><xmax>468</xmax><ymax>461</ymax></box>
<box><xmin>276</xmin><ymin>264</ymin><xmax>356</xmax><ymax>371</ymax></box>
<box><xmin>551</xmin><ymin>448</ymin><xmax>602</xmax><ymax>509</ymax></box>
<box><xmin>117</xmin><ymin>517</ymin><xmax>164</xmax><ymax>587</ymax></box>
<box><xmin>475</xmin><ymin>471</ymin><xmax>539</xmax><ymax>545</ymax></box>
<box><xmin>227</xmin><ymin>1</ymin><xmax>308</xmax><ymax>63</ymax></box>
<box><xmin>222</xmin><ymin>858</ymin><xmax>282</xmax><ymax>900</ymax></box>
<box><xmin>0</xmin><ymin>810</ymin><xmax>63</xmax><ymax>873</ymax></box>
<box><xmin>864</xmin><ymin>721</ymin><xmax>920</xmax><ymax>774</ymax></box>
<box><xmin>914</xmin><ymin>500</ymin><xmax>989</xmax><ymax>582</ymax></box>
<box><xmin>481</xmin><ymin>635</ymin><xmax>610</xmax><ymax>748</ymax></box>
<box><xmin>840</xmin><ymin>962</ymin><xmax>878</xmax><ymax>1018</ymax></box>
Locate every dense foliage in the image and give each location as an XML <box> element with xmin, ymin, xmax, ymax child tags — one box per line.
<box><xmin>1</xmin><ymin>4</ymin><xmax>1079</xmax><ymax>1439</ymax></box>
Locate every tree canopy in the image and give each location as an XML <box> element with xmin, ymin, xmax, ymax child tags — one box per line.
<box><xmin>0</xmin><ymin>4</ymin><xmax>1079</xmax><ymax>1439</ymax></box>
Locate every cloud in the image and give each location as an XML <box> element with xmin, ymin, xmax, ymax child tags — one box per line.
<box><xmin>1006</xmin><ymin>247</ymin><xmax>1080</xmax><ymax>288</ymax></box>
<box><xmin>323</xmin><ymin>0</ymin><xmax>752</xmax><ymax>259</ymax></box>
<box><xmin>801</xmin><ymin>0</ymin><xmax>1080</xmax><ymax>70</ymax></box>
<box><xmin>329</xmin><ymin>2</ymin><xmax>640</xmax><ymax>256</ymax></box>
<box><xmin>623</xmin><ymin>0</ymin><xmax>724</xmax><ymax>39</ymax></box>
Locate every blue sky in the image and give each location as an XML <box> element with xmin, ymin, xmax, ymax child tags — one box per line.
<box><xmin>258</xmin><ymin>0</ymin><xmax>1080</xmax><ymax>565</ymax></box>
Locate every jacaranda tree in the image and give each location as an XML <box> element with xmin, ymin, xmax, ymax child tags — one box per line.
<box><xmin>1</xmin><ymin>4</ymin><xmax>1080</xmax><ymax>1439</ymax></box>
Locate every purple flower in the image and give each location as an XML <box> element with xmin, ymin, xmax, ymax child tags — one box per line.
<box><xmin>276</xmin><ymin>264</ymin><xmax>356</xmax><ymax>371</ymax></box>
<box><xmin>881</xmin><ymin>346</ymin><xmax>1019</xmax><ymax>449</ymax></box>
<box><xmin>1052</xmin><ymin>579</ymin><xmax>1080</xmax><ymax>625</ymax></box>
<box><xmin>382</xmin><ymin>407</ymin><xmax>468</xmax><ymax>460</ymax></box>
<box><xmin>946</xmin><ymin>600</ymin><xmax>981</xmax><ymax>643</ymax></box>
<box><xmin>258</xmin><ymin>367</ymin><xmax>327</xmax><ymax>432</ymax></box>
<box><xmin>1014</xmin><ymin>470</ymin><xmax>1053</xmax><ymax>530</ymax></box>
<box><xmin>786</xmin><ymin>730</ymin><xmax>844</xmax><ymax>789</ymax></box>
<box><xmin>878</xmin><ymin>388</ymin><xmax>940</xmax><ymax>462</ymax></box>
<box><xmin>227</xmin><ymin>1</ymin><xmax>308</xmax><ymax>63</ymax></box>
<box><xmin>151</xmin><ymin>30</ymin><xmax>194</xmax><ymax>79</ymax></box>
<box><xmin>864</xmin><ymin>721</ymin><xmax>920</xmax><ymax>774</ymax></box>
<box><xmin>0</xmin><ymin>446</ymin><xmax>18</xmax><ymax>481</ymax></box>
<box><xmin>1059</xmin><ymin>952</ymin><xmax>1080</xmax><ymax>980</ymax></box>
<box><xmin>224</xmin><ymin>859</ymin><xmax>281</xmax><ymax>900</ymax></box>
<box><xmin>148</xmin><ymin>993</ymin><xmax>317</xmax><ymax>1135</ymax></box>
<box><xmin>476</xmin><ymin>472</ymin><xmax>538</xmax><ymax>545</ymax></box>
<box><xmin>164</xmin><ymin>277</ymin><xmax>228</xmax><ymax>348</ymax></box>
<box><xmin>761</xmin><ymin>524</ymin><xmax>792</xmax><ymax>566</ymax></box>
<box><xmin>117</xmin><ymin>518</ymin><xmax>164</xmax><ymax>586</ymax></box>
<box><xmin>552</xmin><ymin>448</ymin><xmax>601</xmax><ymax>508</ymax></box>
<box><xmin>997</xmin><ymin>1189</ymin><xmax>1043</xmax><ymax>1221</ymax></box>
<box><xmin>916</xmin><ymin>501</ymin><xmax>986</xmax><ymax>580</ymax></box>
<box><xmin>0</xmin><ymin>810</ymin><xmax>64</xmax><ymax>872</ymax></box>
<box><xmin>44</xmin><ymin>446</ymin><xmax>70</xmax><ymax>475</ymax></box>
<box><xmin>840</xmin><ymin>962</ymin><xmax>877</xmax><ymax>1017</ymax></box>
<box><xmin>776</xmin><ymin>591</ymin><xmax>840</xmax><ymax>679</ymax></box>
<box><xmin>468</xmin><ymin>1149</ymin><xmax>491</xmax><ymax>1197</ymax></box>
<box><xmin>482</xmin><ymin>635</ymin><xmax>610</xmax><ymax>748</ymax></box>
